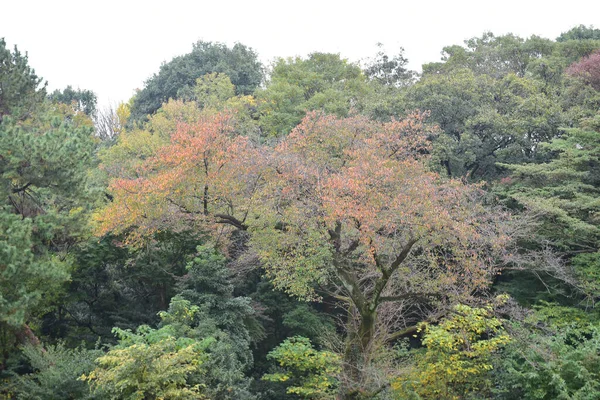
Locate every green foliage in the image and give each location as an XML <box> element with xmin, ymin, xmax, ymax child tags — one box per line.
<box><xmin>412</xmin><ymin>30</ymin><xmax>600</xmax><ymax>181</ymax></box>
<box><xmin>49</xmin><ymin>85</ymin><xmax>97</xmax><ymax>117</ymax></box>
<box><xmin>176</xmin><ymin>245</ymin><xmax>257</xmax><ymax>375</ymax></box>
<box><xmin>178</xmin><ymin>73</ymin><xmax>262</xmax><ymax>137</ymax></box>
<box><xmin>407</xmin><ymin>67</ymin><xmax>563</xmax><ymax>179</ymax></box>
<box><xmin>55</xmin><ymin>231</ymin><xmax>197</xmax><ymax>343</ymax></box>
<box><xmin>0</xmin><ymin>38</ymin><xmax>46</xmax><ymax>121</ymax></box>
<box><xmin>0</xmin><ymin>110</ymin><xmax>95</xmax><ymax>207</ymax></box>
<box><xmin>422</xmin><ymin>32</ymin><xmax>555</xmax><ymax>78</ymax></box>
<box><xmin>498</xmin><ymin>118</ymin><xmax>600</xmax><ymax>298</ymax></box>
<box><xmin>393</xmin><ymin>302</ymin><xmax>510</xmax><ymax>400</ymax></box>
<box><xmin>282</xmin><ymin>304</ymin><xmax>336</xmax><ymax>344</ymax></box>
<box><xmin>130</xmin><ymin>41</ymin><xmax>262</xmax><ymax>123</ymax></box>
<box><xmin>181</xmin><ymin>72</ymin><xmax>236</xmax><ymax>107</ymax></box>
<box><xmin>263</xmin><ymin>336</ymin><xmax>341</xmax><ymax>399</ymax></box>
<box><xmin>257</xmin><ymin>53</ymin><xmax>369</xmax><ymax>136</ymax></box>
<box><xmin>0</xmin><ymin>105</ymin><xmax>95</xmax><ymax>361</ymax></box>
<box><xmin>572</xmin><ymin>252</ymin><xmax>600</xmax><ymax>300</ymax></box>
<box><xmin>557</xmin><ymin>25</ymin><xmax>600</xmax><ymax>42</ymax></box>
<box><xmin>239</xmin><ymin>273</ymin><xmax>337</xmax><ymax>398</ymax></box>
<box><xmin>83</xmin><ymin>323</ymin><xmax>212</xmax><ymax>400</ymax></box>
<box><xmin>362</xmin><ymin>44</ymin><xmax>415</xmax><ymax>87</ymax></box>
<box><xmin>0</xmin><ymin>211</ymin><xmax>69</xmax><ymax>328</ymax></box>
<box><xmin>12</xmin><ymin>342</ymin><xmax>102</xmax><ymax>399</ymax></box>
<box><xmin>533</xmin><ymin>301</ymin><xmax>600</xmax><ymax>328</ymax></box>
<box><xmin>493</xmin><ymin>322</ymin><xmax>600</xmax><ymax>399</ymax></box>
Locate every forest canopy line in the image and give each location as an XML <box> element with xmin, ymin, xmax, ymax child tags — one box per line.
<box><xmin>1</xmin><ymin>25</ymin><xmax>600</xmax><ymax>399</ymax></box>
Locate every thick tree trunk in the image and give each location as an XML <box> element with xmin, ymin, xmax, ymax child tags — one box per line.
<box><xmin>340</xmin><ymin>306</ymin><xmax>378</xmax><ymax>400</ymax></box>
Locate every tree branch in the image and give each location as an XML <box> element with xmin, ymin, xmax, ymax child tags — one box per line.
<box><xmin>387</xmin><ymin>237</ymin><xmax>418</xmax><ymax>274</ymax></box>
<box><xmin>214</xmin><ymin>213</ymin><xmax>248</xmax><ymax>230</ymax></box>
<box><xmin>11</xmin><ymin>182</ymin><xmax>32</xmax><ymax>193</ymax></box>
<box><xmin>386</xmin><ymin>325</ymin><xmax>420</xmax><ymax>342</ymax></box>
<box><xmin>371</xmin><ymin>238</ymin><xmax>418</xmax><ymax>310</ymax></box>
<box><xmin>379</xmin><ymin>293</ymin><xmax>441</xmax><ymax>303</ymax></box>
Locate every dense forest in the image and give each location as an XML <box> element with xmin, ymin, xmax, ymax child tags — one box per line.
<box><xmin>1</xmin><ymin>25</ymin><xmax>600</xmax><ymax>399</ymax></box>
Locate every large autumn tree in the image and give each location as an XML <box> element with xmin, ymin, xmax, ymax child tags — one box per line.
<box><xmin>251</xmin><ymin>112</ymin><xmax>515</xmax><ymax>398</ymax></box>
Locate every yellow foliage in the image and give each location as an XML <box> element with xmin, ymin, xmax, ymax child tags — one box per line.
<box><xmin>393</xmin><ymin>301</ymin><xmax>510</xmax><ymax>399</ymax></box>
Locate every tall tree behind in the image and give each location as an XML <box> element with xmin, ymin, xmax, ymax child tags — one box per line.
<box><xmin>130</xmin><ymin>41</ymin><xmax>263</xmax><ymax>123</ymax></box>
<box><xmin>0</xmin><ymin>38</ymin><xmax>46</xmax><ymax>121</ymax></box>
<box><xmin>48</xmin><ymin>86</ymin><xmax>97</xmax><ymax>117</ymax></box>
<box><xmin>257</xmin><ymin>53</ymin><xmax>370</xmax><ymax>137</ymax></box>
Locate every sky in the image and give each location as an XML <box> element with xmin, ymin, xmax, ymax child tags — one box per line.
<box><xmin>3</xmin><ymin>0</ymin><xmax>599</xmax><ymax>109</ymax></box>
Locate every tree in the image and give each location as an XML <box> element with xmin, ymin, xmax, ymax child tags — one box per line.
<box><xmin>497</xmin><ymin>115</ymin><xmax>600</xmax><ymax>301</ymax></box>
<box><xmin>0</xmin><ymin>38</ymin><xmax>46</xmax><ymax>121</ymax></box>
<box><xmin>174</xmin><ymin>245</ymin><xmax>257</xmax><ymax>399</ymax></box>
<box><xmin>94</xmin><ymin>100</ymin><xmax>131</xmax><ymax>142</ymax></box>
<box><xmin>12</xmin><ymin>342</ymin><xmax>103</xmax><ymax>400</ymax></box>
<box><xmin>130</xmin><ymin>41</ymin><xmax>263</xmax><ymax>123</ymax></box>
<box><xmin>95</xmin><ymin>111</ymin><xmax>264</xmax><ymax>246</ymax></box>
<box><xmin>422</xmin><ymin>33</ymin><xmax>555</xmax><ymax>78</ymax></box>
<box><xmin>362</xmin><ymin>44</ymin><xmax>415</xmax><ymax>87</ymax></box>
<box><xmin>49</xmin><ymin>86</ymin><xmax>97</xmax><ymax>117</ymax></box>
<box><xmin>567</xmin><ymin>50</ymin><xmax>600</xmax><ymax>91</ymax></box>
<box><xmin>179</xmin><ymin>72</ymin><xmax>235</xmax><ymax>107</ymax></box>
<box><xmin>83</xmin><ymin>293</ymin><xmax>256</xmax><ymax>400</ymax></box>
<box><xmin>251</xmin><ymin>112</ymin><xmax>514</xmax><ymax>397</ymax></box>
<box><xmin>94</xmin><ymin>109</ymin><xmax>514</xmax><ymax>398</ymax></box>
<box><xmin>257</xmin><ymin>53</ymin><xmax>370</xmax><ymax>136</ymax></box>
<box><xmin>492</xmin><ymin>315</ymin><xmax>600</xmax><ymax>399</ymax></box>
<box><xmin>393</xmin><ymin>300</ymin><xmax>510</xmax><ymax>399</ymax></box>
<box><xmin>0</xmin><ymin>212</ymin><xmax>69</xmax><ymax>328</ymax></box>
<box><xmin>0</xmin><ymin>105</ymin><xmax>96</xmax><ymax>366</ymax></box>
<box><xmin>406</xmin><ymin>68</ymin><xmax>563</xmax><ymax>180</ymax></box>
<box><xmin>263</xmin><ymin>336</ymin><xmax>341</xmax><ymax>399</ymax></box>
<box><xmin>82</xmin><ymin>324</ymin><xmax>212</xmax><ymax>400</ymax></box>
<box><xmin>557</xmin><ymin>25</ymin><xmax>600</xmax><ymax>42</ymax></box>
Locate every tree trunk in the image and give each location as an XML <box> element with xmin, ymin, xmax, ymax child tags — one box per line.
<box><xmin>340</xmin><ymin>306</ymin><xmax>378</xmax><ymax>400</ymax></box>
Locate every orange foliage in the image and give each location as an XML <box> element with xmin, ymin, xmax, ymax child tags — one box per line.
<box><xmin>255</xmin><ymin>111</ymin><xmax>512</xmax><ymax>304</ymax></box>
<box><xmin>95</xmin><ymin>112</ymin><xmax>264</xmax><ymax>245</ymax></box>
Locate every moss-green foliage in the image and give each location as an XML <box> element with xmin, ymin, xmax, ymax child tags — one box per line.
<box><xmin>499</xmin><ymin>122</ymin><xmax>600</xmax><ymax>249</ymax></box>
<box><xmin>174</xmin><ymin>246</ymin><xmax>257</xmax><ymax>399</ymax></box>
<box><xmin>257</xmin><ymin>53</ymin><xmax>370</xmax><ymax>136</ymax></box>
<box><xmin>239</xmin><ymin>273</ymin><xmax>337</xmax><ymax>399</ymax></box>
<box><xmin>493</xmin><ymin>321</ymin><xmax>600</xmax><ymax>399</ymax></box>
<box><xmin>11</xmin><ymin>342</ymin><xmax>102</xmax><ymax>400</ymax></box>
<box><xmin>407</xmin><ymin>68</ymin><xmax>564</xmax><ymax>180</ymax></box>
<box><xmin>0</xmin><ymin>212</ymin><xmax>69</xmax><ymax>328</ymax></box>
<box><xmin>263</xmin><ymin>336</ymin><xmax>341</xmax><ymax>399</ymax></box>
<box><xmin>82</xmin><ymin>297</ymin><xmax>218</xmax><ymax>400</ymax></box>
<box><xmin>406</xmin><ymin>31</ymin><xmax>600</xmax><ymax>181</ymax></box>
<box><xmin>54</xmin><ymin>231</ymin><xmax>198</xmax><ymax>343</ymax></box>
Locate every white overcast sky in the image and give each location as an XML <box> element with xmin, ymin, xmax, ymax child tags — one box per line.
<box><xmin>3</xmin><ymin>0</ymin><xmax>599</xmax><ymax>108</ymax></box>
